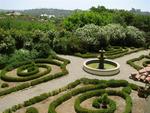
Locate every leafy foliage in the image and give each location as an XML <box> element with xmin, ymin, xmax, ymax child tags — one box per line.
<box><xmin>26</xmin><ymin>107</ymin><xmax>38</xmax><ymax>113</ymax></box>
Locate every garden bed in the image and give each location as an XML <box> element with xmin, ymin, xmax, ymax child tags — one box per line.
<box><xmin>0</xmin><ymin>55</ymin><xmax>70</xmax><ymax>97</ymax></box>
<box><xmin>3</xmin><ymin>78</ymin><xmax>147</xmax><ymax>113</ymax></box>
<box><xmin>74</xmin><ymin>47</ymin><xmax>143</xmax><ymax>59</ymax></box>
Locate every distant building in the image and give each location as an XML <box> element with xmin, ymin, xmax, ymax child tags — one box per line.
<box><xmin>6</xmin><ymin>11</ymin><xmax>21</xmax><ymax>16</ymax></box>
<box><xmin>130</xmin><ymin>8</ymin><xmax>141</xmax><ymax>13</ymax></box>
<box><xmin>40</xmin><ymin>14</ymin><xmax>55</xmax><ymax>18</ymax></box>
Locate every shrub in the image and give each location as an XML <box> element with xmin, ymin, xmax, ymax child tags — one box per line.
<box><xmin>0</xmin><ymin>55</ymin><xmax>69</xmax><ymax>98</ymax></box>
<box><xmin>17</xmin><ymin>63</ymin><xmax>39</xmax><ymax>77</ymax></box>
<box><xmin>1</xmin><ymin>64</ymin><xmax>51</xmax><ymax>82</ymax></box>
<box><xmin>26</xmin><ymin>107</ymin><xmax>38</xmax><ymax>113</ymax></box>
<box><xmin>75</xmin><ymin>24</ymin><xmax>108</xmax><ymax>52</ymax></box>
<box><xmin>129</xmin><ymin>83</ymin><xmax>139</xmax><ymax>91</ymax></box>
<box><xmin>103</xmin><ymin>24</ymin><xmax>126</xmax><ymax>47</ymax></box>
<box><xmin>127</xmin><ymin>55</ymin><xmax>145</xmax><ymax>70</ymax></box>
<box><xmin>0</xmin><ymin>29</ymin><xmax>15</xmax><ymax>54</ymax></box>
<box><xmin>122</xmin><ymin>86</ymin><xmax>132</xmax><ymax>94</ymax></box>
<box><xmin>3</xmin><ymin>78</ymin><xmax>137</xmax><ymax>113</ymax></box>
<box><xmin>1</xmin><ymin>83</ymin><xmax>9</xmax><ymax>88</ymax></box>
<box><xmin>143</xmin><ymin>60</ymin><xmax>150</xmax><ymax>67</ymax></box>
<box><xmin>125</xmin><ymin>26</ymin><xmax>145</xmax><ymax>47</ymax></box>
<box><xmin>0</xmin><ymin>82</ymin><xmax>30</xmax><ymax>96</ymax></box>
<box><xmin>106</xmin><ymin>79</ymin><xmax>128</xmax><ymax>87</ymax></box>
<box><xmin>3</xmin><ymin>109</ymin><xmax>12</xmax><ymax>113</ymax></box>
<box><xmin>0</xmin><ymin>55</ymin><xmax>9</xmax><ymax>69</ymax></box>
<box><xmin>24</xmin><ymin>93</ymin><xmax>49</xmax><ymax>107</ymax></box>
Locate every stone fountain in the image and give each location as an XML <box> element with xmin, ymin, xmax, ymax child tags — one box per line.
<box><xmin>83</xmin><ymin>49</ymin><xmax>120</xmax><ymax>76</ymax></box>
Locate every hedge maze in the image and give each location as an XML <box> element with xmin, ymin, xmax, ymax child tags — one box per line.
<box><xmin>74</xmin><ymin>47</ymin><xmax>143</xmax><ymax>59</ymax></box>
<box><xmin>3</xmin><ymin>78</ymin><xmax>145</xmax><ymax>113</ymax></box>
<box><xmin>0</xmin><ymin>55</ymin><xmax>70</xmax><ymax>96</ymax></box>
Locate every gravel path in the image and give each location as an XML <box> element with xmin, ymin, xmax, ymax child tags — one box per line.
<box><xmin>0</xmin><ymin>50</ymin><xmax>150</xmax><ymax>112</ymax></box>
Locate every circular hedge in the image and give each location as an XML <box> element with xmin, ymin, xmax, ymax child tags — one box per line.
<box><xmin>0</xmin><ymin>58</ymin><xmax>66</xmax><ymax>82</ymax></box>
<box><xmin>1</xmin><ymin>64</ymin><xmax>51</xmax><ymax>82</ymax></box>
<box><xmin>3</xmin><ymin>78</ymin><xmax>141</xmax><ymax>113</ymax></box>
<box><xmin>17</xmin><ymin>64</ymin><xmax>39</xmax><ymax>77</ymax></box>
<box><xmin>48</xmin><ymin>79</ymin><xmax>133</xmax><ymax>113</ymax></box>
<box><xmin>75</xmin><ymin>90</ymin><xmax>131</xmax><ymax>113</ymax></box>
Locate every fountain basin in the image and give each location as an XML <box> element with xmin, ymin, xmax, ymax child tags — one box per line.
<box><xmin>83</xmin><ymin>59</ymin><xmax>120</xmax><ymax>76</ymax></box>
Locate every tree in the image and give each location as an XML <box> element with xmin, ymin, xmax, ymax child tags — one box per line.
<box><xmin>125</xmin><ymin>26</ymin><xmax>145</xmax><ymax>47</ymax></box>
<box><xmin>75</xmin><ymin>24</ymin><xmax>101</xmax><ymax>52</ymax></box>
<box><xmin>0</xmin><ymin>29</ymin><xmax>15</xmax><ymax>54</ymax></box>
<box><xmin>9</xmin><ymin>29</ymin><xmax>28</xmax><ymax>49</ymax></box>
<box><xmin>103</xmin><ymin>24</ymin><xmax>126</xmax><ymax>46</ymax></box>
<box><xmin>31</xmin><ymin>30</ymin><xmax>52</xmax><ymax>58</ymax></box>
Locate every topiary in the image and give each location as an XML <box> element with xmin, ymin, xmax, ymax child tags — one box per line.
<box><xmin>101</xmin><ymin>93</ymin><xmax>109</xmax><ymax>108</ymax></box>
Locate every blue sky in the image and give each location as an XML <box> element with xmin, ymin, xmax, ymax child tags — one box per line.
<box><xmin>0</xmin><ymin>0</ymin><xmax>149</xmax><ymax>11</ymax></box>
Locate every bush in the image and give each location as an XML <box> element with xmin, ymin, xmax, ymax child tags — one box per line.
<box><xmin>129</xmin><ymin>83</ymin><xmax>139</xmax><ymax>91</ymax></box>
<box><xmin>3</xmin><ymin>109</ymin><xmax>12</xmax><ymax>113</ymax></box>
<box><xmin>103</xmin><ymin>24</ymin><xmax>126</xmax><ymax>47</ymax></box>
<box><xmin>75</xmin><ymin>24</ymin><xmax>108</xmax><ymax>52</ymax></box>
<box><xmin>1</xmin><ymin>83</ymin><xmax>9</xmax><ymax>88</ymax></box>
<box><xmin>0</xmin><ymin>55</ymin><xmax>9</xmax><ymax>69</ymax></box>
<box><xmin>0</xmin><ymin>29</ymin><xmax>15</xmax><ymax>54</ymax></box>
<box><xmin>143</xmin><ymin>60</ymin><xmax>150</xmax><ymax>67</ymax></box>
<box><xmin>17</xmin><ymin>63</ymin><xmax>39</xmax><ymax>77</ymax></box>
<box><xmin>1</xmin><ymin>64</ymin><xmax>51</xmax><ymax>82</ymax></box>
<box><xmin>125</xmin><ymin>26</ymin><xmax>145</xmax><ymax>47</ymax></box>
<box><xmin>127</xmin><ymin>55</ymin><xmax>145</xmax><ymax>70</ymax></box>
<box><xmin>0</xmin><ymin>83</ymin><xmax>30</xmax><ymax>96</ymax></box>
<box><xmin>4</xmin><ymin>78</ymin><xmax>137</xmax><ymax>113</ymax></box>
<box><xmin>26</xmin><ymin>107</ymin><xmax>38</xmax><ymax>113</ymax></box>
<box><xmin>106</xmin><ymin>79</ymin><xmax>128</xmax><ymax>87</ymax></box>
<box><xmin>122</xmin><ymin>86</ymin><xmax>132</xmax><ymax>94</ymax></box>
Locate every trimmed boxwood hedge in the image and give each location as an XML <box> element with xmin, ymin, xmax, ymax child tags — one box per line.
<box><xmin>0</xmin><ymin>55</ymin><xmax>70</xmax><ymax>97</ymax></box>
<box><xmin>26</xmin><ymin>107</ymin><xmax>39</xmax><ymax>113</ymax></box>
<box><xmin>143</xmin><ymin>60</ymin><xmax>150</xmax><ymax>67</ymax></box>
<box><xmin>17</xmin><ymin>64</ymin><xmax>39</xmax><ymax>77</ymax></box>
<box><xmin>127</xmin><ymin>55</ymin><xmax>150</xmax><ymax>70</ymax></box>
<box><xmin>122</xmin><ymin>86</ymin><xmax>132</xmax><ymax>94</ymax></box>
<box><xmin>1</xmin><ymin>83</ymin><xmax>9</xmax><ymax>88</ymax></box>
<box><xmin>74</xmin><ymin>47</ymin><xmax>143</xmax><ymax>59</ymax></box>
<box><xmin>3</xmin><ymin>78</ymin><xmax>143</xmax><ymax>113</ymax></box>
<box><xmin>1</xmin><ymin>64</ymin><xmax>51</xmax><ymax>82</ymax></box>
<box><xmin>74</xmin><ymin>90</ymin><xmax>131</xmax><ymax>113</ymax></box>
<box><xmin>92</xmin><ymin>94</ymin><xmax>116</xmax><ymax>109</ymax></box>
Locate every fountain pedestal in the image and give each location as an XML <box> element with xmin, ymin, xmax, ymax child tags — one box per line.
<box><xmin>83</xmin><ymin>49</ymin><xmax>120</xmax><ymax>76</ymax></box>
<box><xmin>98</xmin><ymin>49</ymin><xmax>105</xmax><ymax>69</ymax></box>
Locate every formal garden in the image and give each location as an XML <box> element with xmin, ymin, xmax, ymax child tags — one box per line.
<box><xmin>0</xmin><ymin>6</ymin><xmax>150</xmax><ymax>113</ymax></box>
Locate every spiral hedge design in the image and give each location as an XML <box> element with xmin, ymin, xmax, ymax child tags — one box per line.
<box><xmin>3</xmin><ymin>78</ymin><xmax>143</xmax><ymax>113</ymax></box>
<box><xmin>0</xmin><ymin>55</ymin><xmax>70</xmax><ymax>96</ymax></box>
<box><xmin>48</xmin><ymin>79</ymin><xmax>134</xmax><ymax>113</ymax></box>
<box><xmin>17</xmin><ymin>64</ymin><xmax>40</xmax><ymax>77</ymax></box>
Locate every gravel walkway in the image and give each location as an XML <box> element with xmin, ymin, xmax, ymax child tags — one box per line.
<box><xmin>0</xmin><ymin>50</ymin><xmax>150</xmax><ymax>112</ymax></box>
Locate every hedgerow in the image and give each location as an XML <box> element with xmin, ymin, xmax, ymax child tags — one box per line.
<box><xmin>127</xmin><ymin>55</ymin><xmax>150</xmax><ymax>70</ymax></box>
<box><xmin>0</xmin><ymin>55</ymin><xmax>70</xmax><ymax>96</ymax></box>
<box><xmin>3</xmin><ymin>78</ymin><xmax>144</xmax><ymax>113</ymax></box>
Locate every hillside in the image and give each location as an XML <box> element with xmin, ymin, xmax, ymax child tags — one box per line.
<box><xmin>0</xmin><ymin>8</ymin><xmax>73</xmax><ymax>17</ymax></box>
<box><xmin>22</xmin><ymin>8</ymin><xmax>73</xmax><ymax>17</ymax></box>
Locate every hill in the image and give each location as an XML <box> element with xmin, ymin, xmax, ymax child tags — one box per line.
<box><xmin>0</xmin><ymin>8</ymin><xmax>73</xmax><ymax>17</ymax></box>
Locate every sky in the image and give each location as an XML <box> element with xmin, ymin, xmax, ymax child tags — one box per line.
<box><xmin>0</xmin><ymin>0</ymin><xmax>150</xmax><ymax>11</ymax></box>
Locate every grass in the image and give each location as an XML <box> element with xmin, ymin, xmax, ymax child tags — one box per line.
<box><xmin>87</xmin><ymin>63</ymin><xmax>116</xmax><ymax>69</ymax></box>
